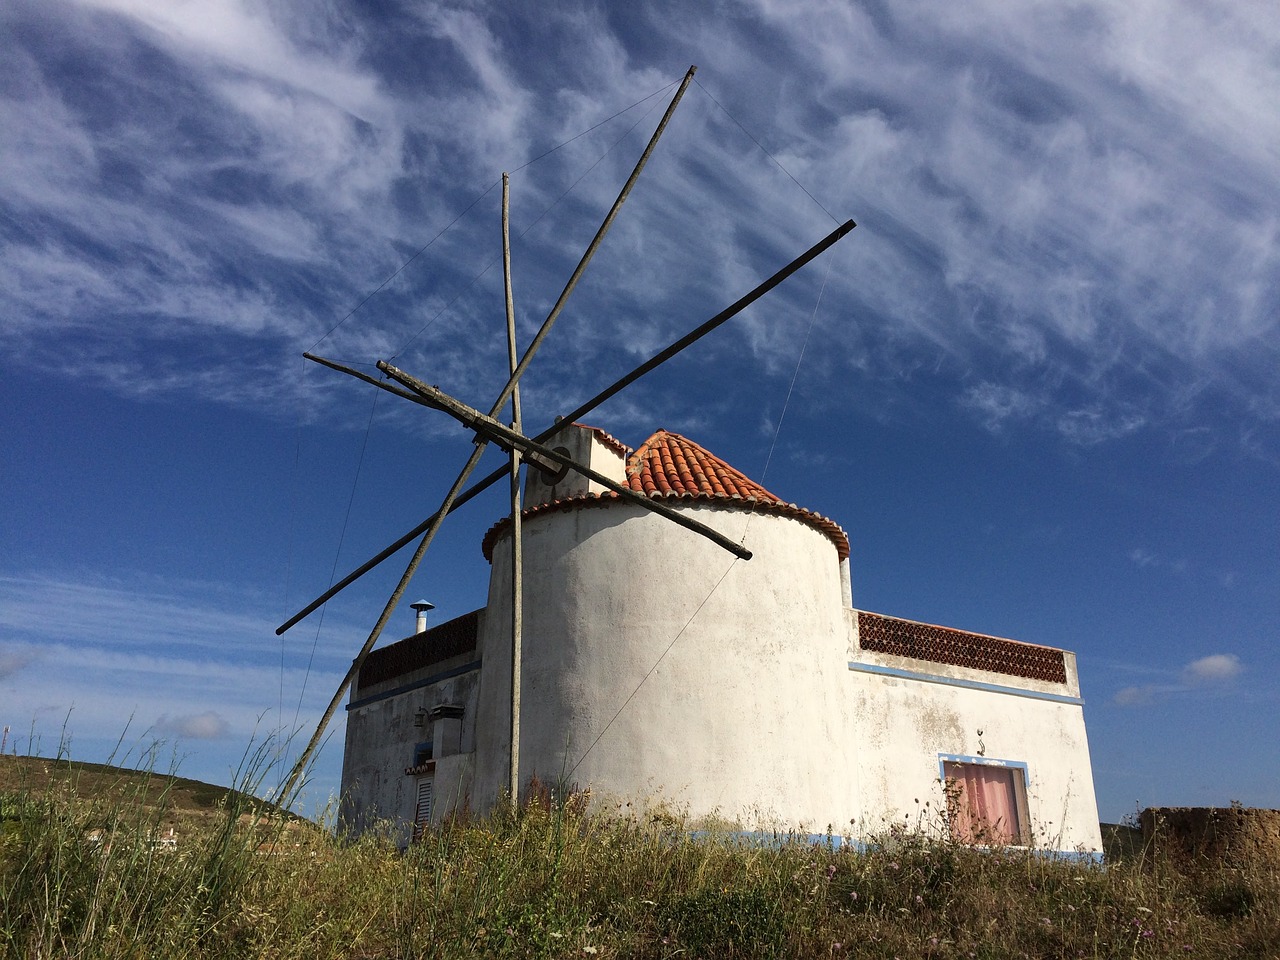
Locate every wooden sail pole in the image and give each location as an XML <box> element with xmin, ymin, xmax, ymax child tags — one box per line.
<box><xmin>276</xmin><ymin>66</ymin><xmax>698</xmax><ymax>805</ymax></box>
<box><xmin>316</xmin><ymin>350</ymin><xmax>753</xmax><ymax>560</ymax></box>
<box><xmin>376</xmin><ymin>361</ymin><xmax>753</xmax><ymax>560</ymax></box>
<box><xmin>502</xmin><ymin>172</ymin><xmax>524</xmax><ymax>804</ymax></box>
<box><xmin>278</xmin><ymin>217</ymin><xmax>853</xmax><ymax>637</ymax></box>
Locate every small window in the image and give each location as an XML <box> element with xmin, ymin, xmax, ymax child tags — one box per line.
<box><xmin>413</xmin><ymin>741</ymin><xmax>433</xmax><ymax>767</ymax></box>
<box><xmin>941</xmin><ymin>758</ymin><xmax>1030</xmax><ymax>845</ymax></box>
<box><xmin>412</xmin><ymin>777</ymin><xmax>434</xmax><ymax>841</ymax></box>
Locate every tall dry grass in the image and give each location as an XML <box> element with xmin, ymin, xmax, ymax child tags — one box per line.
<box><xmin>2</xmin><ymin>776</ymin><xmax>1277</xmax><ymax>959</ymax></box>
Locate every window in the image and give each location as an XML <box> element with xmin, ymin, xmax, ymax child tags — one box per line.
<box><xmin>941</xmin><ymin>756</ymin><xmax>1030</xmax><ymax>845</ymax></box>
<box><xmin>412</xmin><ymin>777</ymin><xmax>434</xmax><ymax>841</ymax></box>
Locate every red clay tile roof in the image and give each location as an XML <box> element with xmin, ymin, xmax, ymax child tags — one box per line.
<box><xmin>482</xmin><ymin>429</ymin><xmax>849</xmax><ymax>561</ymax></box>
<box><xmin>628</xmin><ymin>430</ymin><xmax>776</xmax><ymax>499</ymax></box>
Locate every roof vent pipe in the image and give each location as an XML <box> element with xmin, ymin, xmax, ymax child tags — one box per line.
<box><xmin>409</xmin><ymin>600</ymin><xmax>435</xmax><ymax>635</ymax></box>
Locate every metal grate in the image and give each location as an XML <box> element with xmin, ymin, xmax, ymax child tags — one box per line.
<box><xmin>857</xmin><ymin>611</ymin><xmax>1067</xmax><ymax>684</ymax></box>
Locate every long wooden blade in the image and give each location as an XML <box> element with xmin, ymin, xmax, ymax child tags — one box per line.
<box><xmin>275</xmin><ymin>67</ymin><xmax>699</xmax><ymax>801</ymax></box>
<box><xmin>502</xmin><ymin>171</ymin><xmax>524</xmax><ymax>802</ymax></box>
<box><xmin>277</xmin><ymin>217</ymin><xmax>854</xmax><ymax>635</ymax></box>
<box><xmin>483</xmin><ymin>65</ymin><xmax>697</xmax><ymax>423</ymax></box>
<box><xmin>378</xmin><ymin>361</ymin><xmax>753</xmax><ymax>560</ymax></box>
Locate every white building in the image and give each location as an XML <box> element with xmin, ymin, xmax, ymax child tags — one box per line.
<box><xmin>341</xmin><ymin>424</ymin><xmax>1102</xmax><ymax>855</ymax></box>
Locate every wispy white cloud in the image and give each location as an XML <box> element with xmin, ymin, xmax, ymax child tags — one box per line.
<box><xmin>2</xmin><ymin>0</ymin><xmax>1276</xmax><ymax>449</ymax></box>
<box><xmin>1055</xmin><ymin>408</ymin><xmax>1146</xmax><ymax>446</ymax></box>
<box><xmin>1129</xmin><ymin>547</ymin><xmax>1158</xmax><ymax>569</ymax></box>
<box><xmin>1127</xmin><ymin>547</ymin><xmax>1189</xmax><ymax>576</ymax></box>
<box><xmin>1113</xmin><ymin>651</ymin><xmax>1245</xmax><ymax>707</ymax></box>
<box><xmin>0</xmin><ymin>570</ymin><xmax>360</xmax><ymax>755</ymax></box>
<box><xmin>959</xmin><ymin>382</ymin><xmax>1041</xmax><ymax>432</ymax></box>
<box><xmin>1112</xmin><ymin>685</ymin><xmax>1157</xmax><ymax>708</ymax></box>
<box><xmin>156</xmin><ymin>711</ymin><xmax>231</xmax><ymax>740</ymax></box>
<box><xmin>1182</xmin><ymin>653</ymin><xmax>1242</xmax><ymax>685</ymax></box>
<box><xmin>0</xmin><ymin>648</ymin><xmax>37</xmax><ymax>680</ymax></box>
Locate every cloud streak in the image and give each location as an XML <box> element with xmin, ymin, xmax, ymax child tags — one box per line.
<box><xmin>1113</xmin><ymin>652</ymin><xmax>1245</xmax><ymax>707</ymax></box>
<box><xmin>0</xmin><ymin>571</ymin><xmax>356</xmax><ymax>758</ymax></box>
<box><xmin>155</xmin><ymin>711</ymin><xmax>231</xmax><ymax>740</ymax></box>
<box><xmin>1</xmin><ymin>0</ymin><xmax>1274</xmax><ymax>454</ymax></box>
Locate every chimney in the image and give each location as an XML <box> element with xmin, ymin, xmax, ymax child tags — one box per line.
<box><xmin>409</xmin><ymin>600</ymin><xmax>435</xmax><ymax>634</ymax></box>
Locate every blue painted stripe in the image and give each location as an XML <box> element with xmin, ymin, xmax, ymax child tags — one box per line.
<box><xmin>685</xmin><ymin>830</ymin><xmax>1101</xmax><ymax>861</ymax></box>
<box><xmin>938</xmin><ymin>753</ymin><xmax>1030</xmax><ymax>772</ymax></box>
<box><xmin>938</xmin><ymin>754</ymin><xmax>1030</xmax><ymax>790</ymax></box>
<box><xmin>687</xmin><ymin>831</ymin><xmax>867</xmax><ymax>851</ymax></box>
<box><xmin>346</xmin><ymin>660</ymin><xmax>482</xmax><ymax>711</ymax></box>
<box><xmin>848</xmin><ymin>661</ymin><xmax>1084</xmax><ymax>705</ymax></box>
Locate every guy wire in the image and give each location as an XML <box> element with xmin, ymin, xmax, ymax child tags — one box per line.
<box><xmin>290</xmin><ymin>388</ymin><xmax>382</xmax><ymax>739</ymax></box>
<box><xmin>693</xmin><ymin>78</ymin><xmax>840</xmax><ymax>226</ymax></box>
<box><xmin>567</xmin><ymin>233</ymin><xmax>839</xmax><ymax>778</ymax></box>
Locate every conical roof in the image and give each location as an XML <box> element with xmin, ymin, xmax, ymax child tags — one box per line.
<box><xmin>627</xmin><ymin>430</ymin><xmax>779</xmax><ymax>499</ymax></box>
<box><xmin>482</xmin><ymin>428</ymin><xmax>849</xmax><ymax>560</ymax></box>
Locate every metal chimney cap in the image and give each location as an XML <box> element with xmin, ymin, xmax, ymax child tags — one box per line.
<box><xmin>409</xmin><ymin>600</ymin><xmax>436</xmax><ymax>613</ymax></box>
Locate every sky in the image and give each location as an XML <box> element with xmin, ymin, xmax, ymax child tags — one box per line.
<box><xmin>2</xmin><ymin>0</ymin><xmax>1277</xmax><ymax>823</ymax></box>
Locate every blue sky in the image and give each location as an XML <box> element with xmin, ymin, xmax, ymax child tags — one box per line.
<box><xmin>2</xmin><ymin>0</ymin><xmax>1277</xmax><ymax>822</ymax></box>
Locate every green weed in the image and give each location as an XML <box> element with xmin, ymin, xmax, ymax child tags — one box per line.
<box><xmin>1</xmin><ymin>765</ymin><xmax>1277</xmax><ymax>959</ymax></box>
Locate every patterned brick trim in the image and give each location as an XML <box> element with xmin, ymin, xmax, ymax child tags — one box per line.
<box><xmin>357</xmin><ymin>611</ymin><xmax>479</xmax><ymax>693</ymax></box>
<box><xmin>857</xmin><ymin>610</ymin><xmax>1067</xmax><ymax>684</ymax></box>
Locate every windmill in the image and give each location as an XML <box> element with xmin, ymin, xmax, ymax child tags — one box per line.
<box><xmin>274</xmin><ymin>66</ymin><xmax>854</xmax><ymax>806</ymax></box>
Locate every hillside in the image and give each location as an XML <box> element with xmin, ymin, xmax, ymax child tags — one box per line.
<box><xmin>0</xmin><ymin>753</ymin><xmax>296</xmax><ymax>836</ymax></box>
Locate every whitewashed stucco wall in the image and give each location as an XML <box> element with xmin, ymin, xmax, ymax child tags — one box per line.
<box><xmin>340</xmin><ymin>654</ymin><xmax>480</xmax><ymax>843</ymax></box>
<box><xmin>473</xmin><ymin>499</ymin><xmax>858</xmax><ymax>828</ymax></box>
<box><xmin>350</xmin><ymin>424</ymin><xmax>1102</xmax><ymax>854</ymax></box>
<box><xmin>846</xmin><ymin>670</ymin><xmax>1102</xmax><ymax>851</ymax></box>
<box><xmin>847</xmin><ymin>613</ymin><xmax>1102</xmax><ymax>852</ymax></box>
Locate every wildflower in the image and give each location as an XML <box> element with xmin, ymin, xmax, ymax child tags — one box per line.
<box><xmin>915</xmin><ymin>895</ymin><xmax>924</xmax><ymax>905</ymax></box>
<box><xmin>850</xmin><ymin>891</ymin><xmax>858</xmax><ymax>901</ymax></box>
<box><xmin>583</xmin><ymin>948</ymin><xmax>599</xmax><ymax>955</ymax></box>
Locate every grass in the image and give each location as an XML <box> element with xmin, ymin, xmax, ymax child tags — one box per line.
<box><xmin>0</xmin><ymin>754</ymin><xmax>293</xmax><ymax>839</ymax></box>
<box><xmin>1</xmin><ymin>766</ymin><xmax>1277</xmax><ymax>959</ymax></box>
